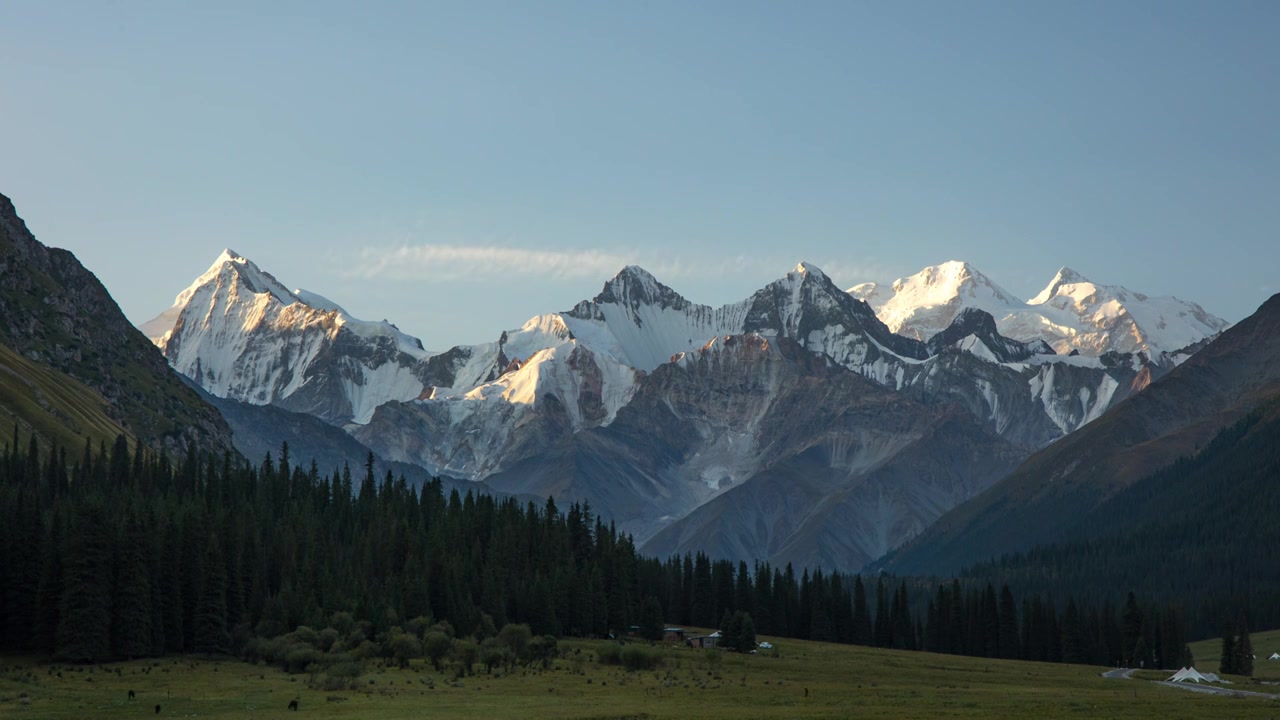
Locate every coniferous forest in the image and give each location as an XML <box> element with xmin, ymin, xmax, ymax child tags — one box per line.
<box><xmin>963</xmin><ymin>402</ymin><xmax>1280</xmax><ymax>641</ymax></box>
<box><xmin>1</xmin><ymin>428</ymin><xmax>1193</xmax><ymax>670</ymax></box>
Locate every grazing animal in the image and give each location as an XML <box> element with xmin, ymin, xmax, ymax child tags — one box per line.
<box><xmin>288</xmin><ymin>699</ymin><xmax>299</xmax><ymax>711</ymax></box>
<box><xmin>128</xmin><ymin>690</ymin><xmax>136</xmax><ymax>700</ymax></box>
<box><xmin>155</xmin><ymin>705</ymin><xmax>161</xmax><ymax>715</ymax></box>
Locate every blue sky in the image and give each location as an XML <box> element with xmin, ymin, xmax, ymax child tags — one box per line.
<box><xmin>2</xmin><ymin>0</ymin><xmax>1277</xmax><ymax>346</ymax></box>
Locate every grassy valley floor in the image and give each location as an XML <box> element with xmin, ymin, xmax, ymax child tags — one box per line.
<box><xmin>4</xmin><ymin>635</ymin><xmax>1280</xmax><ymax>719</ymax></box>
<box><xmin>1185</xmin><ymin>628</ymin><xmax>1280</xmax><ymax>682</ymax></box>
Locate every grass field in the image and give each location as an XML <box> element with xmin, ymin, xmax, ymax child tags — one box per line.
<box><xmin>3</xmin><ymin>634</ymin><xmax>1279</xmax><ymax>719</ymax></box>
<box><xmin>1187</xmin><ymin>628</ymin><xmax>1280</xmax><ymax>681</ymax></box>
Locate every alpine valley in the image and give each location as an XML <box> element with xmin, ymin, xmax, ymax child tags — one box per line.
<box><xmin>139</xmin><ymin>248</ymin><xmax>1229</xmax><ymax>572</ymax></box>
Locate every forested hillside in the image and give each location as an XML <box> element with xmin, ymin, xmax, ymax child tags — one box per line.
<box><xmin>964</xmin><ymin>396</ymin><xmax>1280</xmax><ymax>638</ymax></box>
<box><xmin>1</xmin><ymin>427</ymin><xmax>1193</xmax><ymax>671</ymax></box>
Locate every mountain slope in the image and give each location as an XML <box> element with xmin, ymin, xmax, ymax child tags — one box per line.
<box><xmin>880</xmin><ymin>291</ymin><xmax>1280</xmax><ymax>576</ymax></box>
<box><xmin>0</xmin><ymin>342</ymin><xmax>129</xmax><ymax>451</ymax></box>
<box><xmin>0</xmin><ymin>192</ymin><xmax>232</xmax><ymax>454</ymax></box>
<box><xmin>481</xmin><ymin>333</ymin><xmax>1025</xmax><ymax>572</ymax></box>
<box><xmin>851</xmin><ymin>261</ymin><xmax>1227</xmax><ymax>359</ymax></box>
<box><xmin>962</xmin><ymin>394</ymin><xmax>1280</xmax><ymax>636</ymax></box>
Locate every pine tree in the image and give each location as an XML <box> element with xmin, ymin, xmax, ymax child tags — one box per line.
<box><xmin>55</xmin><ymin>502</ymin><xmax>113</xmax><ymax>662</ymax></box>
<box><xmin>1121</xmin><ymin>592</ymin><xmax>1142</xmax><ymax>666</ymax></box>
<box><xmin>1235</xmin><ymin>616</ymin><xmax>1254</xmax><ymax>677</ymax></box>
<box><xmin>111</xmin><ymin>515</ymin><xmax>153</xmax><ymax>659</ymax></box>
<box><xmin>852</xmin><ymin>576</ymin><xmax>872</xmax><ymax>646</ymax></box>
<box><xmin>998</xmin><ymin>585</ymin><xmax>1019</xmax><ymax>660</ymax></box>
<box><xmin>1219</xmin><ymin>621</ymin><xmax>1237</xmax><ymax>675</ymax></box>
<box><xmin>33</xmin><ymin>516</ymin><xmax>63</xmax><ymax>656</ymax></box>
<box><xmin>192</xmin><ymin>534</ymin><xmax>230</xmax><ymax>654</ymax></box>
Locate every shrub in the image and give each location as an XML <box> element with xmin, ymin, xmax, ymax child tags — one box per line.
<box><xmin>329</xmin><ymin>612</ymin><xmax>355</xmax><ymax>636</ymax></box>
<box><xmin>387</xmin><ymin>631</ymin><xmax>422</xmax><ymax>668</ymax></box>
<box><xmin>240</xmin><ymin>637</ymin><xmax>270</xmax><ymax>664</ymax></box>
<box><xmin>285</xmin><ymin>626</ymin><xmax>320</xmax><ymax>649</ymax></box>
<box><xmin>350</xmin><ymin>640</ymin><xmax>380</xmax><ymax>661</ymax></box>
<box><xmin>529</xmin><ymin>635</ymin><xmax>559</xmax><ymax>668</ymax></box>
<box><xmin>284</xmin><ymin>646</ymin><xmax>323</xmax><ymax>674</ymax></box>
<box><xmin>497</xmin><ymin>624</ymin><xmax>533</xmax><ymax>663</ymax></box>
<box><xmin>424</xmin><ymin>632</ymin><xmax>453</xmax><ymax>671</ymax></box>
<box><xmin>453</xmin><ymin>638</ymin><xmax>479</xmax><ymax>676</ymax></box>
<box><xmin>596</xmin><ymin>644</ymin><xmax>622</xmax><ymax>666</ymax></box>
<box><xmin>480</xmin><ymin>639</ymin><xmax>513</xmax><ymax>673</ymax></box>
<box><xmin>316</xmin><ymin>627</ymin><xmax>340</xmax><ymax>653</ymax></box>
<box><xmin>620</xmin><ymin>645</ymin><xmax>662</xmax><ymax>671</ymax></box>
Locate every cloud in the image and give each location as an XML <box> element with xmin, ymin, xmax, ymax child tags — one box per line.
<box><xmin>349</xmin><ymin>243</ymin><xmax>886</xmax><ymax>289</ymax></box>
<box><xmin>349</xmin><ymin>244</ymin><xmax>641</xmax><ymax>281</ymax></box>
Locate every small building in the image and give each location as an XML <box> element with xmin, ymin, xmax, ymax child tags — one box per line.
<box><xmin>686</xmin><ymin>630</ymin><xmax>722</xmax><ymax>649</ymax></box>
<box><xmin>661</xmin><ymin>627</ymin><xmax>685</xmax><ymax>642</ymax></box>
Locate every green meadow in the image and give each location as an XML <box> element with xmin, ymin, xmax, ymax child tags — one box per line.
<box><xmin>4</xmin><ymin>634</ymin><xmax>1279</xmax><ymax>719</ymax></box>
<box><xmin>1186</xmin><ymin>628</ymin><xmax>1280</xmax><ymax>682</ymax></box>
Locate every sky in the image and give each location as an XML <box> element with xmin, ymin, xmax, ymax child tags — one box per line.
<box><xmin>2</xmin><ymin>0</ymin><xmax>1277</xmax><ymax>347</ymax></box>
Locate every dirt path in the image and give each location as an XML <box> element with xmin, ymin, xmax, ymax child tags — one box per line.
<box><xmin>1102</xmin><ymin>666</ymin><xmax>1280</xmax><ymax>700</ymax></box>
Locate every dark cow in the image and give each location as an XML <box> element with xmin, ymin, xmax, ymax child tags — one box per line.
<box><xmin>155</xmin><ymin>705</ymin><xmax>161</xmax><ymax>715</ymax></box>
<box><xmin>288</xmin><ymin>699</ymin><xmax>299</xmax><ymax>711</ymax></box>
<box><xmin>128</xmin><ymin>690</ymin><xmax>136</xmax><ymax>700</ymax></box>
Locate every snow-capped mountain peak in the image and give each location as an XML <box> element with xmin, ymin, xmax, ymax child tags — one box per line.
<box><xmin>141</xmin><ymin>250</ymin><xmax>439</xmax><ymax>425</ymax></box>
<box><xmin>852</xmin><ymin>260</ymin><xmax>1024</xmax><ymax>342</ymax></box>
<box><xmin>792</xmin><ymin>260</ymin><xmax>826</xmax><ymax>277</ymax></box>
<box><xmin>849</xmin><ymin>260</ymin><xmax>1228</xmax><ymax>359</ymax></box>
<box><xmin>1022</xmin><ymin>267</ymin><xmax>1229</xmax><ymax>356</ymax></box>
<box><xmin>1028</xmin><ymin>266</ymin><xmax>1093</xmax><ymax>306</ymax></box>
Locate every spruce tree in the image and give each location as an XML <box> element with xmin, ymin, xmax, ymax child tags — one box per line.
<box><xmin>1235</xmin><ymin>616</ymin><xmax>1254</xmax><ymax>677</ymax></box>
<box><xmin>1219</xmin><ymin>622</ymin><xmax>1237</xmax><ymax>675</ymax></box>
<box><xmin>998</xmin><ymin>585</ymin><xmax>1020</xmax><ymax>660</ymax></box>
<box><xmin>111</xmin><ymin>515</ymin><xmax>153</xmax><ymax>659</ymax></box>
<box><xmin>1121</xmin><ymin>592</ymin><xmax>1142</xmax><ymax>666</ymax></box>
<box><xmin>55</xmin><ymin>502</ymin><xmax>112</xmax><ymax>662</ymax></box>
<box><xmin>192</xmin><ymin>534</ymin><xmax>230</xmax><ymax>654</ymax></box>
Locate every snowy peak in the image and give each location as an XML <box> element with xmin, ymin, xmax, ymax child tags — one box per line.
<box><xmin>1028</xmin><ymin>266</ymin><xmax>1093</xmax><ymax>306</ymax></box>
<box><xmin>792</xmin><ymin>260</ymin><xmax>827</xmax><ymax>278</ymax></box>
<box><xmin>142</xmin><ymin>250</ymin><xmax>438</xmax><ymax>425</ymax></box>
<box><xmin>585</xmin><ymin>264</ymin><xmax>692</xmax><ymax>314</ymax></box>
<box><xmin>201</xmin><ymin>249</ymin><xmax>299</xmax><ymax>307</ymax></box>
<box><xmin>1023</xmin><ymin>267</ymin><xmax>1229</xmax><ymax>356</ymax></box>
<box><xmin>852</xmin><ymin>260</ymin><xmax>1227</xmax><ymax>359</ymax></box>
<box><xmin>892</xmin><ymin>261</ymin><xmax>1019</xmax><ymax>305</ymax></box>
<box><xmin>857</xmin><ymin>261</ymin><xmax>1024</xmax><ymax>343</ymax></box>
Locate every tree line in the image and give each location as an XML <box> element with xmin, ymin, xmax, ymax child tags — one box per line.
<box><xmin>0</xmin><ymin>428</ymin><xmax>1192</xmax><ymax>669</ymax></box>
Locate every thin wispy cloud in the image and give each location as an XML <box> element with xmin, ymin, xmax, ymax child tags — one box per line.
<box><xmin>350</xmin><ymin>244</ymin><xmax>642</xmax><ymax>281</ymax></box>
<box><xmin>349</xmin><ymin>243</ymin><xmax>885</xmax><ymax>290</ymax></box>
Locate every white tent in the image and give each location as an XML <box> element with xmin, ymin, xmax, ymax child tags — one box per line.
<box><xmin>1269</xmin><ymin>652</ymin><xmax>1280</xmax><ymax>660</ymax></box>
<box><xmin>1167</xmin><ymin>667</ymin><xmax>1209</xmax><ymax>683</ymax></box>
<box><xmin>1201</xmin><ymin>672</ymin><xmax>1223</xmax><ymax>683</ymax></box>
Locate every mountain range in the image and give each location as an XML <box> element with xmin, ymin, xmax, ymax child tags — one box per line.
<box><xmin>3</xmin><ymin>185</ymin><xmax>1257</xmax><ymax>577</ymax></box>
<box><xmin>135</xmin><ymin>247</ymin><xmax>1231</xmax><ymax>572</ymax></box>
